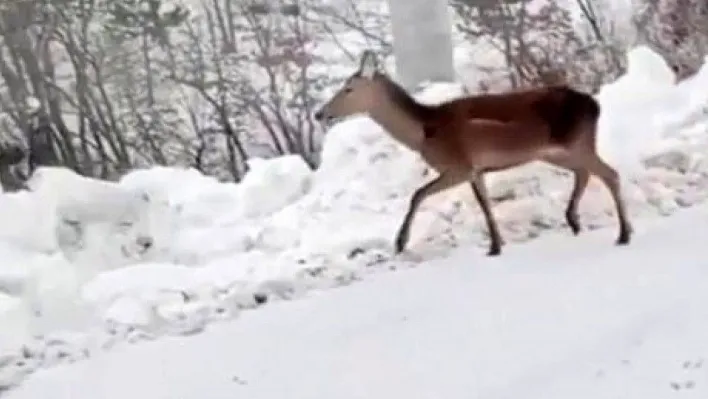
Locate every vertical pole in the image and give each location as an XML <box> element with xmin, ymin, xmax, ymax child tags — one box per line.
<box><xmin>388</xmin><ymin>0</ymin><xmax>456</xmax><ymax>89</ymax></box>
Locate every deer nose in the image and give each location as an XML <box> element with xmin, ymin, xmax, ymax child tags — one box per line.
<box><xmin>314</xmin><ymin>109</ymin><xmax>324</xmax><ymax>121</ymax></box>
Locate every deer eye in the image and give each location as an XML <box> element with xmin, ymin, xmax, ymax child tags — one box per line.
<box><xmin>344</xmin><ymin>86</ymin><xmax>353</xmax><ymax>94</ymax></box>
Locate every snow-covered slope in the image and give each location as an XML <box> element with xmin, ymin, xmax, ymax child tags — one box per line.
<box><xmin>5</xmin><ymin>204</ymin><xmax>708</xmax><ymax>399</ymax></box>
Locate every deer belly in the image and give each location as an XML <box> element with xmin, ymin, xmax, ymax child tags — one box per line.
<box><xmin>474</xmin><ymin>141</ymin><xmax>567</xmax><ymax>169</ymax></box>
<box><xmin>538</xmin><ymin>146</ymin><xmax>567</xmax><ymax>157</ymax></box>
<box><xmin>473</xmin><ymin>149</ymin><xmax>540</xmax><ymax>170</ymax></box>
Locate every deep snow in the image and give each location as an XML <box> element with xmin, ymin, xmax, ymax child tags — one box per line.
<box><xmin>5</xmin><ymin>204</ymin><xmax>708</xmax><ymax>399</ymax></box>
<box><xmin>2</xmin><ymin>45</ymin><xmax>708</xmax><ymax>393</ymax></box>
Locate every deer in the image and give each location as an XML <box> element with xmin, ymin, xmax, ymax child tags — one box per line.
<box><xmin>314</xmin><ymin>50</ymin><xmax>632</xmax><ymax>256</ymax></box>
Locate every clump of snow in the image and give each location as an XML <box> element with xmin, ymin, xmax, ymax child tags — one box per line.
<box><xmin>24</xmin><ymin>97</ymin><xmax>41</xmax><ymax>114</ymax></box>
<box><xmin>595</xmin><ymin>45</ymin><xmax>678</xmax><ymax>176</ymax></box>
<box><xmin>237</xmin><ymin>155</ymin><xmax>313</xmax><ymax>219</ymax></box>
<box><xmin>661</xmin><ymin>56</ymin><xmax>708</xmax><ymax>133</ymax></box>
<box><xmin>0</xmin><ymin>191</ymin><xmax>57</xmax><ymax>254</ymax></box>
<box><xmin>26</xmin><ymin>167</ymin><xmax>169</xmax><ymax>269</ymax></box>
<box><xmin>4</xmin><ymin>46</ymin><xmax>708</xmax><ymax>392</ymax></box>
<box><xmin>119</xmin><ymin>166</ymin><xmax>240</xmax><ymax>228</ymax></box>
<box><xmin>22</xmin><ymin>255</ymin><xmax>97</xmax><ymax>336</ymax></box>
<box><xmin>625</xmin><ymin>45</ymin><xmax>676</xmax><ymax>84</ymax></box>
<box><xmin>0</xmin><ymin>292</ymin><xmax>32</xmax><ymax>355</ymax></box>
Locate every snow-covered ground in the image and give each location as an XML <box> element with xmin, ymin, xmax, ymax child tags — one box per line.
<box><xmin>2</xmin><ymin>46</ymin><xmax>708</xmax><ymax>394</ymax></box>
<box><xmin>6</xmin><ymin>204</ymin><xmax>708</xmax><ymax>399</ymax></box>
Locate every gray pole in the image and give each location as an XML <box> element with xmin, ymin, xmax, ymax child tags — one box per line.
<box><xmin>388</xmin><ymin>0</ymin><xmax>456</xmax><ymax>90</ymax></box>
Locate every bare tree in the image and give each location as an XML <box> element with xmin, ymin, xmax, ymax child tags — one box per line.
<box><xmin>634</xmin><ymin>0</ymin><xmax>708</xmax><ymax>81</ymax></box>
<box><xmin>0</xmin><ymin>0</ymin><xmax>396</xmax><ymax>184</ymax></box>
<box><xmin>451</xmin><ymin>0</ymin><xmax>624</xmax><ymax>92</ymax></box>
<box><xmin>170</xmin><ymin>0</ymin><xmax>388</xmax><ymax>180</ymax></box>
<box><xmin>0</xmin><ymin>0</ymin><xmax>191</xmax><ymax>180</ymax></box>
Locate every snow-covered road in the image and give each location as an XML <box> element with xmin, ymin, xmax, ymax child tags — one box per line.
<box><xmin>6</xmin><ymin>205</ymin><xmax>708</xmax><ymax>399</ymax></box>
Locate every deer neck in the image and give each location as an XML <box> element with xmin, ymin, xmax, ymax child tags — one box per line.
<box><xmin>369</xmin><ymin>100</ymin><xmax>426</xmax><ymax>152</ymax></box>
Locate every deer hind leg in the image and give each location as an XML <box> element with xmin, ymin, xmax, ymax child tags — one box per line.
<box><xmin>394</xmin><ymin>171</ymin><xmax>465</xmax><ymax>254</ymax></box>
<box><xmin>543</xmin><ymin>156</ymin><xmax>590</xmax><ymax>235</ymax></box>
<box><xmin>469</xmin><ymin>173</ymin><xmax>504</xmax><ymax>256</ymax></box>
<box><xmin>583</xmin><ymin>155</ymin><xmax>633</xmax><ymax>245</ymax></box>
<box><xmin>564</xmin><ymin>169</ymin><xmax>590</xmax><ymax>235</ymax></box>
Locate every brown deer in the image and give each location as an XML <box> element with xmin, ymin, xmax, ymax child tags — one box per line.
<box><xmin>314</xmin><ymin>50</ymin><xmax>632</xmax><ymax>256</ymax></box>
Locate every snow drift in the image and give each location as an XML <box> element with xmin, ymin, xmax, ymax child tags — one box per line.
<box><xmin>595</xmin><ymin>45</ymin><xmax>677</xmax><ymax>175</ymax></box>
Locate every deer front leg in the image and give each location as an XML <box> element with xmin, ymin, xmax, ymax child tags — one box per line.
<box><xmin>542</xmin><ymin>155</ymin><xmax>590</xmax><ymax>236</ymax></box>
<box><xmin>469</xmin><ymin>172</ymin><xmax>504</xmax><ymax>256</ymax></box>
<box><xmin>394</xmin><ymin>171</ymin><xmax>463</xmax><ymax>254</ymax></box>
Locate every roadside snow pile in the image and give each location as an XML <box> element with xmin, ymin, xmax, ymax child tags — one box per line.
<box><xmin>119</xmin><ymin>155</ymin><xmax>313</xmax><ymax>226</ymax></box>
<box><xmin>2</xmin><ymin>46</ymin><xmax>708</xmax><ymax>392</ymax></box>
<box><xmin>0</xmin><ymin>167</ymin><xmax>181</xmax><ymax>360</ymax></box>
<box><xmin>117</xmin><ymin>155</ymin><xmax>314</xmax><ymax>265</ymax></box>
<box><xmin>22</xmin><ymin>167</ymin><xmax>176</xmax><ymax>270</ymax></box>
<box><xmin>595</xmin><ymin>45</ymin><xmax>678</xmax><ymax>175</ymax></box>
<box><xmin>0</xmin><ymin>190</ymin><xmax>56</xmax><ymax>254</ymax></box>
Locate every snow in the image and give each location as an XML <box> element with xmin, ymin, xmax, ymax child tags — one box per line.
<box><xmin>595</xmin><ymin>45</ymin><xmax>679</xmax><ymax>176</ymax></box>
<box><xmin>2</xmin><ymin>46</ymin><xmax>708</xmax><ymax>394</ymax></box>
<box><xmin>5</xmin><ymin>204</ymin><xmax>708</xmax><ymax>399</ymax></box>
<box><xmin>24</xmin><ymin>97</ymin><xmax>41</xmax><ymax>114</ymax></box>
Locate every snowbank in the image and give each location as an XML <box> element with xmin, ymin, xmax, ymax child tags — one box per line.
<box><xmin>0</xmin><ymin>292</ymin><xmax>32</xmax><ymax>354</ymax></box>
<box><xmin>3</xmin><ymin>46</ymin><xmax>708</xmax><ymax>392</ymax></box>
<box><xmin>595</xmin><ymin>45</ymin><xmax>678</xmax><ymax>176</ymax></box>
<box><xmin>0</xmin><ymin>191</ymin><xmax>56</xmax><ymax>254</ymax></box>
<box><xmin>25</xmin><ymin>167</ymin><xmax>171</xmax><ymax>269</ymax></box>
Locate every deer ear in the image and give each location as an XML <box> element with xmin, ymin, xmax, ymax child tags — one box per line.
<box><xmin>358</xmin><ymin>50</ymin><xmax>379</xmax><ymax>79</ymax></box>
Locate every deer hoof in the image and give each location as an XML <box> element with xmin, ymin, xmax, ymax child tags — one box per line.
<box><xmin>569</xmin><ymin>223</ymin><xmax>581</xmax><ymax>236</ymax></box>
<box><xmin>616</xmin><ymin>225</ymin><xmax>632</xmax><ymax>245</ymax></box>
<box><xmin>394</xmin><ymin>236</ymin><xmax>407</xmax><ymax>254</ymax></box>
<box><xmin>616</xmin><ymin>234</ymin><xmax>631</xmax><ymax>246</ymax></box>
<box><xmin>487</xmin><ymin>246</ymin><xmax>501</xmax><ymax>256</ymax></box>
<box><xmin>566</xmin><ymin>213</ymin><xmax>581</xmax><ymax>235</ymax></box>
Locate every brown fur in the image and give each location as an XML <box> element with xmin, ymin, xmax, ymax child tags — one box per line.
<box><xmin>411</xmin><ymin>84</ymin><xmax>599</xmax><ymax>147</ymax></box>
<box><xmin>315</xmin><ymin>50</ymin><xmax>632</xmax><ymax>256</ymax></box>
